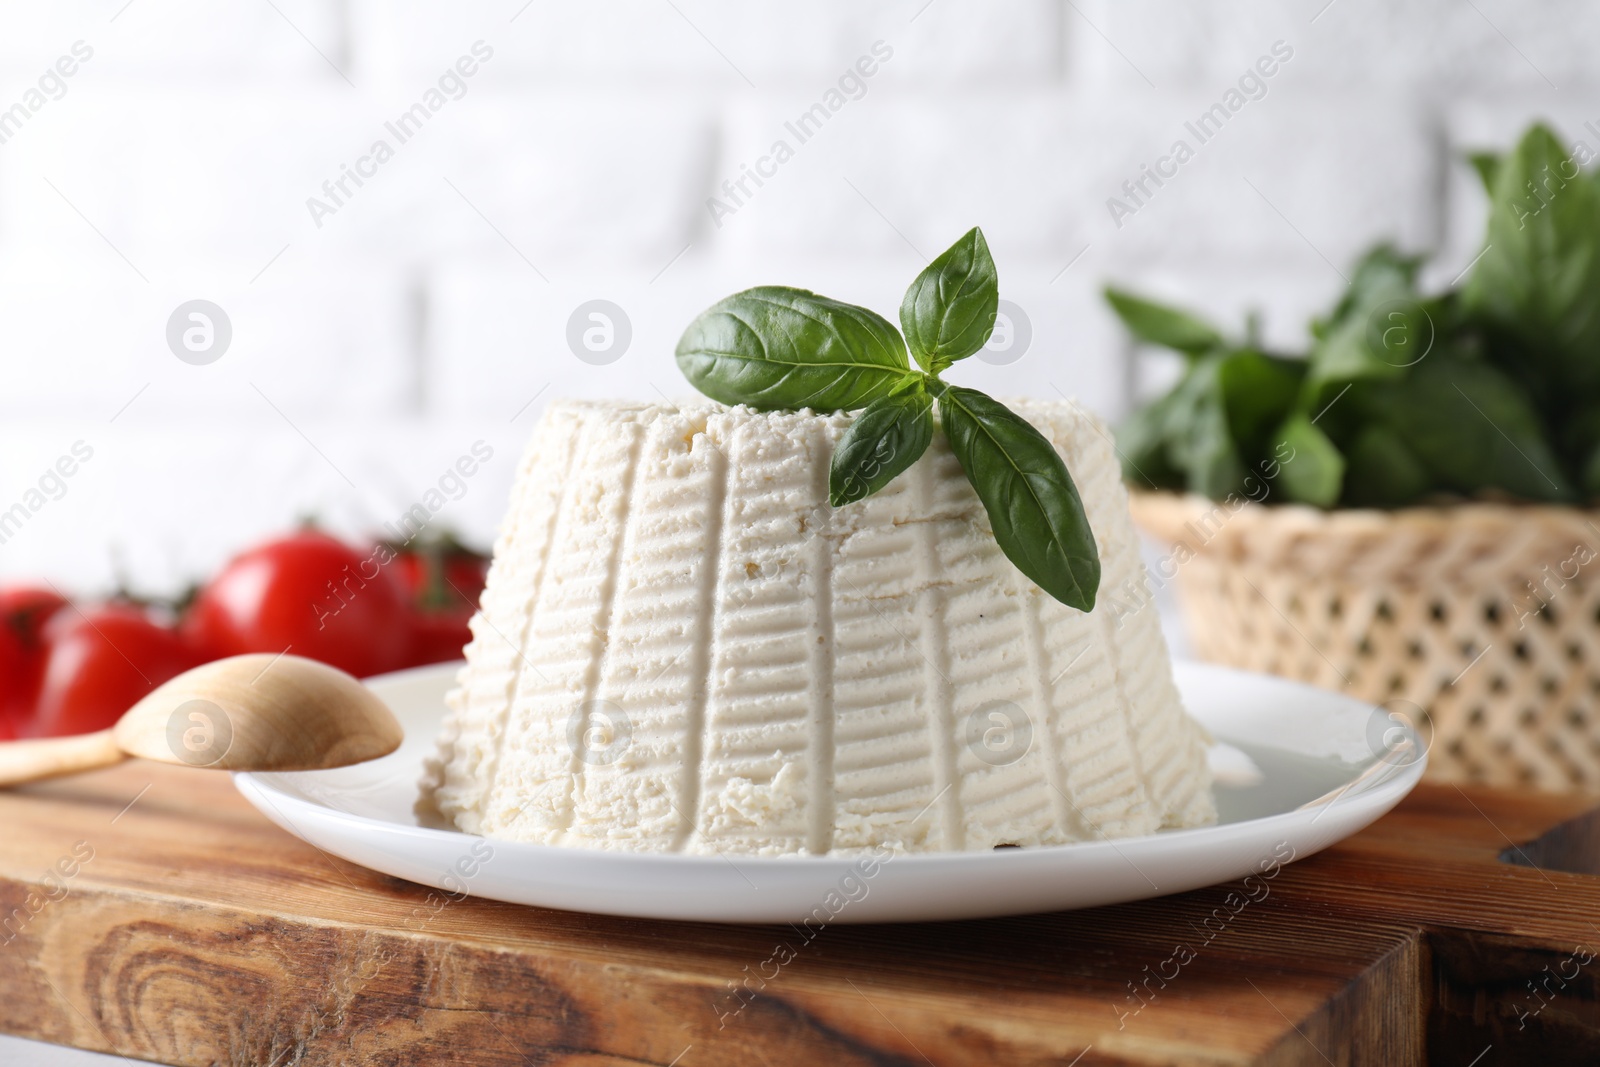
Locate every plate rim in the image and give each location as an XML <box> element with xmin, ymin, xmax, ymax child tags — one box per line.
<box><xmin>234</xmin><ymin>659</ymin><xmax>1427</xmax><ymax>874</ymax></box>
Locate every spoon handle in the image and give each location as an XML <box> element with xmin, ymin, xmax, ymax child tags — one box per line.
<box><xmin>0</xmin><ymin>730</ymin><xmax>126</xmax><ymax>786</ymax></box>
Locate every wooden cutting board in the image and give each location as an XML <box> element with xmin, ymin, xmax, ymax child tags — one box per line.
<box><xmin>2</xmin><ymin>761</ymin><xmax>1599</xmax><ymax>1066</ymax></box>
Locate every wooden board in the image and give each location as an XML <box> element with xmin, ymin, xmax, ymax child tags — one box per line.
<box><xmin>1</xmin><ymin>762</ymin><xmax>1598</xmax><ymax>1066</ymax></box>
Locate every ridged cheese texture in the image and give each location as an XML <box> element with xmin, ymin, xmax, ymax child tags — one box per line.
<box><xmin>420</xmin><ymin>398</ymin><xmax>1215</xmax><ymax>855</ymax></box>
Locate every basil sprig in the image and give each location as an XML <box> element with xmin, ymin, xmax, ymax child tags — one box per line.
<box><xmin>676</xmin><ymin>227</ymin><xmax>1102</xmax><ymax>612</ymax></box>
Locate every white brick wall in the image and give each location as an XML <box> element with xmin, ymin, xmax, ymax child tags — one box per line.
<box><xmin>348</xmin><ymin>1</ymin><xmax>1062</xmax><ymax>86</ymax></box>
<box><xmin>0</xmin><ymin>0</ymin><xmax>344</xmax><ymax>81</ymax></box>
<box><xmin>0</xmin><ymin>0</ymin><xmax>1583</xmax><ymax>591</ymax></box>
<box><xmin>0</xmin><ymin>254</ymin><xmax>415</xmax><ymax>418</ymax></box>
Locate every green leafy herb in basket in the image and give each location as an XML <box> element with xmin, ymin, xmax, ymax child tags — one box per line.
<box><xmin>1110</xmin><ymin>122</ymin><xmax>1600</xmax><ymax>509</ymax></box>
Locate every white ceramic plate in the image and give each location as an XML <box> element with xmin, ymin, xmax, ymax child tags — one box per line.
<box><xmin>233</xmin><ymin>661</ymin><xmax>1425</xmax><ymax>924</ymax></box>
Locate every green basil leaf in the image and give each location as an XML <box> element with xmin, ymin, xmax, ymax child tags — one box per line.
<box><xmin>1341</xmin><ymin>422</ymin><xmax>1431</xmax><ymax>508</ymax></box>
<box><xmin>899</xmin><ymin>227</ymin><xmax>999</xmax><ymax>373</ymax></box>
<box><xmin>1174</xmin><ymin>399</ymin><xmax>1247</xmax><ymax>499</ymax></box>
<box><xmin>1302</xmin><ymin>245</ymin><xmax>1429</xmax><ymax>408</ymax></box>
<box><xmin>1561</xmin><ymin>401</ymin><xmax>1600</xmax><ymax>497</ymax></box>
<box><xmin>1219</xmin><ymin>350</ymin><xmax>1304</xmax><ymax>454</ymax></box>
<box><xmin>1115</xmin><ymin>390</ymin><xmax>1186</xmax><ymax>491</ymax></box>
<box><xmin>676</xmin><ymin>286</ymin><xmax>910</xmax><ymax>412</ymax></box>
<box><xmin>1468</xmin><ymin>151</ymin><xmax>1500</xmax><ymax>196</ymax></box>
<box><xmin>1316</xmin><ymin>244</ymin><xmax>1425</xmax><ymax>335</ymax></box>
<box><xmin>1462</xmin><ymin>123</ymin><xmax>1600</xmax><ymax>400</ymax></box>
<box><xmin>1161</xmin><ymin>359</ymin><xmax>1246</xmax><ymax>499</ymax></box>
<box><xmin>1271</xmin><ymin>413</ymin><xmax>1345</xmax><ymax>507</ymax></box>
<box><xmin>1581</xmin><ymin>440</ymin><xmax>1600</xmax><ymax>500</ymax></box>
<box><xmin>936</xmin><ymin>385</ymin><xmax>1100</xmax><ymax>611</ymax></box>
<box><xmin>1369</xmin><ymin>354</ymin><xmax>1574</xmax><ymax>502</ymax></box>
<box><xmin>1117</xmin><ymin>348</ymin><xmax>1298</xmax><ymax>495</ymax></box>
<box><xmin>1104</xmin><ymin>287</ymin><xmax>1225</xmax><ymax>357</ymax></box>
<box><xmin>829</xmin><ymin>386</ymin><xmax>934</xmax><ymax>506</ymax></box>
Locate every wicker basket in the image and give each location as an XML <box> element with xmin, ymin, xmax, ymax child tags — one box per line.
<box><xmin>1128</xmin><ymin>491</ymin><xmax>1600</xmax><ymax>792</ymax></box>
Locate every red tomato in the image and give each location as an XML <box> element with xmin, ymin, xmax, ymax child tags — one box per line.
<box><xmin>186</xmin><ymin>531</ymin><xmax>412</xmax><ymax>678</ymax></box>
<box><xmin>388</xmin><ymin>552</ymin><xmax>429</xmax><ymax>601</ymax></box>
<box><xmin>0</xmin><ymin>587</ymin><xmax>68</xmax><ymax>644</ymax></box>
<box><xmin>0</xmin><ymin>586</ymin><xmax>68</xmax><ymax>734</ymax></box>
<box><xmin>381</xmin><ymin>538</ymin><xmax>489</xmax><ymax>613</ymax></box>
<box><xmin>407</xmin><ymin>611</ymin><xmax>474</xmax><ymax>667</ymax></box>
<box><xmin>30</xmin><ymin>605</ymin><xmax>200</xmax><ymax>738</ymax></box>
<box><xmin>443</xmin><ymin>555</ymin><xmax>490</xmax><ymax>606</ymax></box>
<box><xmin>0</xmin><ymin>626</ymin><xmax>28</xmax><ymax>739</ymax></box>
<box><xmin>380</xmin><ymin>536</ymin><xmax>488</xmax><ymax>668</ymax></box>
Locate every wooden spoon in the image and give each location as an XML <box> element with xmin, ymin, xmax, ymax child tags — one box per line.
<box><xmin>0</xmin><ymin>654</ymin><xmax>404</xmax><ymax>787</ymax></box>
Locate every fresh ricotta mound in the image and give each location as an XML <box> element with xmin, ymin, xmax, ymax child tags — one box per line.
<box><xmin>420</xmin><ymin>398</ymin><xmax>1214</xmax><ymax>855</ymax></box>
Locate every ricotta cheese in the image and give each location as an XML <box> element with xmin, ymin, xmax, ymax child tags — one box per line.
<box><xmin>420</xmin><ymin>398</ymin><xmax>1215</xmax><ymax>855</ymax></box>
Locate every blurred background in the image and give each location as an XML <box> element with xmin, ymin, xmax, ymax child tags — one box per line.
<box><xmin>0</xmin><ymin>0</ymin><xmax>1585</xmax><ymax>594</ymax></box>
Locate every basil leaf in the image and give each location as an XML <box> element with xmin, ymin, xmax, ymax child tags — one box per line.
<box><xmin>899</xmin><ymin>227</ymin><xmax>999</xmax><ymax>373</ymax></box>
<box><xmin>1115</xmin><ymin>390</ymin><xmax>1186</xmax><ymax>491</ymax></box>
<box><xmin>1314</xmin><ymin>244</ymin><xmax>1424</xmax><ymax>337</ymax></box>
<box><xmin>1561</xmin><ymin>401</ymin><xmax>1600</xmax><ymax>498</ymax></box>
<box><xmin>1468</xmin><ymin>151</ymin><xmax>1500</xmax><ymax>196</ymax></box>
<box><xmin>676</xmin><ymin>286</ymin><xmax>910</xmax><ymax>412</ymax></box>
<box><xmin>1219</xmin><ymin>350</ymin><xmax>1304</xmax><ymax>454</ymax></box>
<box><xmin>1176</xmin><ymin>403</ymin><xmax>1246</xmax><ymax>499</ymax></box>
<box><xmin>1271</xmin><ymin>413</ymin><xmax>1345</xmax><ymax>507</ymax></box>
<box><xmin>1463</xmin><ymin>123</ymin><xmax>1600</xmax><ymax>401</ymax></box>
<box><xmin>936</xmin><ymin>385</ymin><xmax>1100</xmax><ymax>611</ymax></box>
<box><xmin>1341</xmin><ymin>423</ymin><xmax>1431</xmax><ymax>508</ymax></box>
<box><xmin>1104</xmin><ymin>287</ymin><xmax>1225</xmax><ymax>357</ymax></box>
<box><xmin>1372</xmin><ymin>354</ymin><xmax>1574</xmax><ymax>502</ymax></box>
<box><xmin>1302</xmin><ymin>245</ymin><xmax>1427</xmax><ymax>407</ymax></box>
<box><xmin>1162</xmin><ymin>359</ymin><xmax>1246</xmax><ymax>499</ymax></box>
<box><xmin>829</xmin><ymin>386</ymin><xmax>934</xmax><ymax>506</ymax></box>
<box><xmin>1123</xmin><ymin>347</ymin><xmax>1303</xmax><ymax>501</ymax></box>
<box><xmin>1582</xmin><ymin>440</ymin><xmax>1600</xmax><ymax>500</ymax></box>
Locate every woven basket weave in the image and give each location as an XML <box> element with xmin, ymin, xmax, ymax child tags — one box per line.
<box><xmin>1128</xmin><ymin>491</ymin><xmax>1600</xmax><ymax>792</ymax></box>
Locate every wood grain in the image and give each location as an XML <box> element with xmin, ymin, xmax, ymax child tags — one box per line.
<box><xmin>0</xmin><ymin>762</ymin><xmax>1597</xmax><ymax>1065</ymax></box>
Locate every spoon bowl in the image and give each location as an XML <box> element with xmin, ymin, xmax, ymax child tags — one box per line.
<box><xmin>117</xmin><ymin>654</ymin><xmax>404</xmax><ymax>771</ymax></box>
